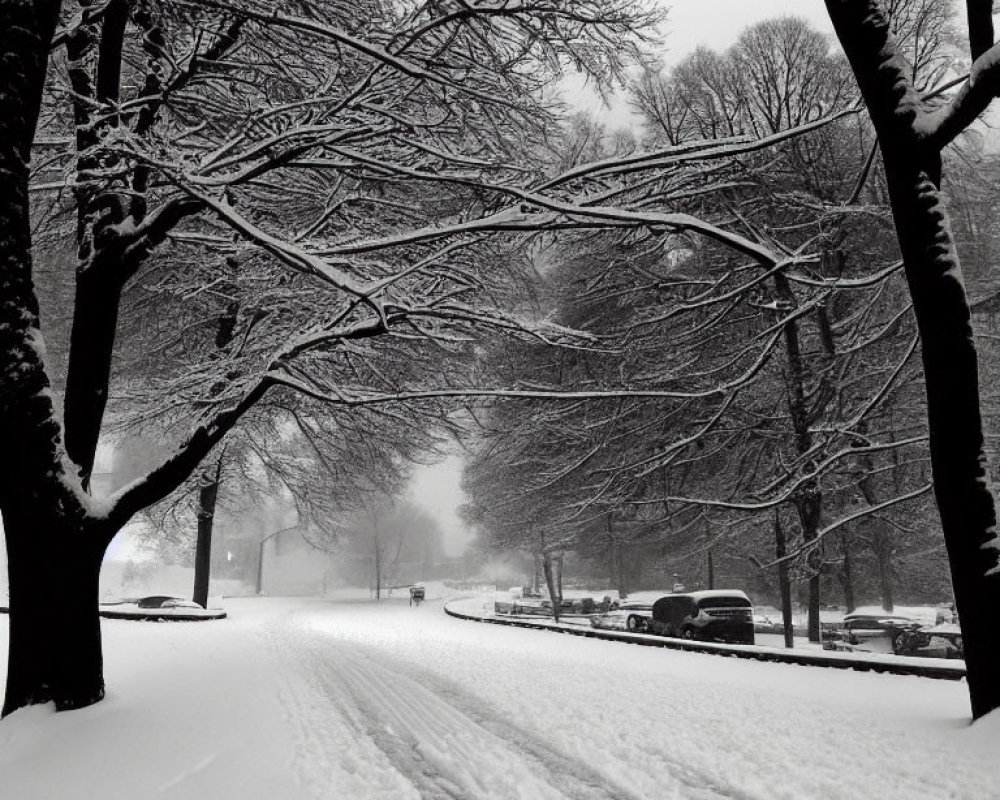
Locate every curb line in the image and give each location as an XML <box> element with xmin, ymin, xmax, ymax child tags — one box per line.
<box><xmin>443</xmin><ymin>602</ymin><xmax>966</xmax><ymax>682</ymax></box>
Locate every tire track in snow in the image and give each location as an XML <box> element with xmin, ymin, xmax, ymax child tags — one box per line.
<box><xmin>266</xmin><ymin>613</ymin><xmax>733</xmax><ymax>800</ymax></box>
<box><xmin>351</xmin><ymin>647</ymin><xmax>738</xmax><ymax>800</ymax></box>
<box><xmin>292</xmin><ymin>637</ymin><xmax>624</xmax><ymax>799</ymax></box>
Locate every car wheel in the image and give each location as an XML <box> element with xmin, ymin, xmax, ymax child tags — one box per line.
<box><xmin>681</xmin><ymin>627</ymin><xmax>695</xmax><ymax>640</ymax></box>
<box><xmin>626</xmin><ymin>615</ymin><xmax>642</xmax><ymax>632</ymax></box>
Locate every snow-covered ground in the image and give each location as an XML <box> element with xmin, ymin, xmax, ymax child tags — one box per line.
<box><xmin>0</xmin><ymin>591</ymin><xmax>997</xmax><ymax>799</ymax></box>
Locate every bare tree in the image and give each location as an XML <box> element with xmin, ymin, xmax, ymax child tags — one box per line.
<box><xmin>333</xmin><ymin>496</ymin><xmax>444</xmax><ymax>597</ymax></box>
<box><xmin>824</xmin><ymin>0</ymin><xmax>1000</xmax><ymax>720</ymax></box>
<box><xmin>0</xmin><ymin>0</ymin><xmax>664</xmax><ymax>715</ymax></box>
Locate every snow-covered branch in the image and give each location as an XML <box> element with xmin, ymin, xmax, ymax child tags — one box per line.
<box><xmin>540</xmin><ymin>106</ymin><xmax>861</xmax><ymax>189</ymax></box>
<box><xmin>174</xmin><ymin>0</ymin><xmax>521</xmax><ymax>108</ymax></box>
<box><xmin>631</xmin><ymin>436</ymin><xmax>928</xmax><ymax>515</ymax></box>
<box><xmin>922</xmin><ymin>40</ymin><xmax>1000</xmax><ymax>150</ymax></box>
<box><xmin>761</xmin><ymin>482</ymin><xmax>934</xmax><ymax>568</ymax></box>
<box><xmin>104</xmin><ymin>376</ymin><xmax>275</xmax><ymax>529</ymax></box>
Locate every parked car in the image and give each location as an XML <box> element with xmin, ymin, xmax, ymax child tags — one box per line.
<box><xmin>589</xmin><ymin>591</ymin><xmax>665</xmax><ymax>632</ymax></box>
<box><xmin>646</xmin><ymin>590</ymin><xmax>755</xmax><ymax>644</ymax></box>
<box><xmin>891</xmin><ymin>622</ymin><xmax>963</xmax><ymax>659</ymax></box>
<box><xmin>136</xmin><ymin>595</ymin><xmax>202</xmax><ymax>610</ymax></box>
<box><xmin>824</xmin><ymin>611</ymin><xmax>963</xmax><ymax>659</ymax></box>
<box><xmin>590</xmin><ymin>607</ymin><xmax>652</xmax><ymax>631</ymax></box>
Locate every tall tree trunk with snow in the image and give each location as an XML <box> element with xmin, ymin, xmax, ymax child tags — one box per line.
<box><xmin>0</xmin><ymin>1</ymin><xmax>261</xmax><ymax>703</ymax></box>
<box><xmin>0</xmin><ymin>0</ymin><xmax>116</xmax><ymax>715</ymax></box>
<box><xmin>827</xmin><ymin>0</ymin><xmax>1000</xmax><ymax>719</ymax></box>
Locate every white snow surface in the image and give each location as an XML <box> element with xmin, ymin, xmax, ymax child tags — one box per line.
<box><xmin>0</xmin><ymin>591</ymin><xmax>997</xmax><ymax>800</ymax></box>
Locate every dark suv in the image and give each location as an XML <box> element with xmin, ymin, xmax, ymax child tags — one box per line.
<box><xmin>647</xmin><ymin>590</ymin><xmax>754</xmax><ymax>644</ymax></box>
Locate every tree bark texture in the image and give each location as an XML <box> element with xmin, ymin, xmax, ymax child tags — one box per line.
<box><xmin>3</xmin><ymin>507</ymin><xmax>108</xmax><ymax>715</ymax></box>
<box><xmin>828</xmin><ymin>0</ymin><xmax>1000</xmax><ymax>719</ymax></box>
<box><xmin>0</xmin><ymin>0</ymin><xmax>118</xmax><ymax>715</ymax></box>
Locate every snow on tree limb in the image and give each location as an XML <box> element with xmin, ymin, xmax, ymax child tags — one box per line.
<box><xmin>922</xmin><ymin>41</ymin><xmax>1000</xmax><ymax>150</ymax></box>
<box><xmin>762</xmin><ymin>481</ymin><xmax>934</xmax><ymax>568</ymax></box>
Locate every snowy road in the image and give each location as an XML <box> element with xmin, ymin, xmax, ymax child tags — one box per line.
<box><xmin>272</xmin><ymin>614</ymin><xmax>656</xmax><ymax>800</ymax></box>
<box><xmin>259</xmin><ymin>597</ymin><xmax>997</xmax><ymax>800</ymax></box>
<box><xmin>0</xmin><ymin>595</ymin><xmax>998</xmax><ymax>799</ymax></box>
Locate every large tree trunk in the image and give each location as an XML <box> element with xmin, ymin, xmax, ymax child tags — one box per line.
<box><xmin>3</xmin><ymin>509</ymin><xmax>109</xmax><ymax>715</ymax></box>
<box><xmin>0</xmin><ymin>0</ymin><xmax>116</xmax><ymax>717</ymax></box>
<box><xmin>828</xmin><ymin>0</ymin><xmax>1000</xmax><ymax>719</ymax></box>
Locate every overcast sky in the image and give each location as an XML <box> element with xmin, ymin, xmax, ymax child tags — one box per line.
<box><xmin>568</xmin><ymin>1</ymin><xmax>836</xmax><ymax>119</ymax></box>
<box><xmin>407</xmin><ymin>455</ymin><xmax>468</xmax><ymax>558</ymax></box>
<box><xmin>665</xmin><ymin>1</ymin><xmax>832</xmax><ymax>56</ymax></box>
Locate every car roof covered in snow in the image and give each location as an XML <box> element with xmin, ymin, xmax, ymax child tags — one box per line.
<box><xmin>685</xmin><ymin>590</ymin><xmax>751</xmax><ymax>603</ymax></box>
